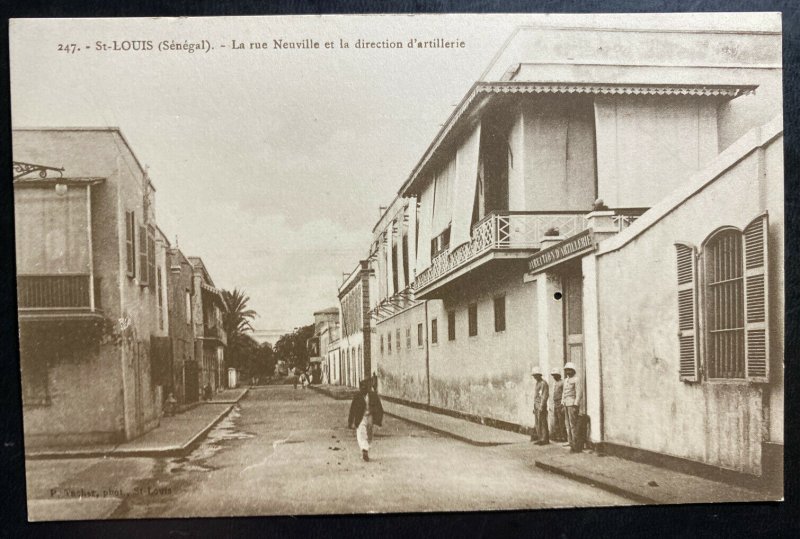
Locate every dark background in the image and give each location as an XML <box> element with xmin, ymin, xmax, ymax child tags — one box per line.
<box><xmin>0</xmin><ymin>1</ymin><xmax>797</xmax><ymax>537</ymax></box>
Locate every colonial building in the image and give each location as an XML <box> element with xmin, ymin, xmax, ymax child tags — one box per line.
<box><xmin>166</xmin><ymin>246</ymin><xmax>199</xmax><ymax>404</ymax></box>
<box><xmin>338</xmin><ymin>262</ymin><xmax>374</xmax><ymax>387</ymax></box>
<box><xmin>14</xmin><ymin>127</ymin><xmax>170</xmax><ymax>446</ymax></box>
<box><xmin>308</xmin><ymin>307</ymin><xmax>340</xmax><ymax>383</ymax></box>
<box><xmin>188</xmin><ymin>257</ymin><xmax>227</xmax><ymax>394</ymax></box>
<box><xmin>363</xmin><ymin>20</ymin><xmax>782</xmax><ymax>482</ymax></box>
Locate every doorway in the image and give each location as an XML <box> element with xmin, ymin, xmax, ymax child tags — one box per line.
<box><xmin>562</xmin><ymin>264</ymin><xmax>586</xmax><ymax>414</ymax></box>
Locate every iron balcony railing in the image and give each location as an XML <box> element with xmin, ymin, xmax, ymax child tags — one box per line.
<box><xmin>17</xmin><ymin>274</ymin><xmax>102</xmax><ymax>311</ymax></box>
<box><xmin>414</xmin><ymin>210</ymin><xmax>643</xmax><ymax>291</ymax></box>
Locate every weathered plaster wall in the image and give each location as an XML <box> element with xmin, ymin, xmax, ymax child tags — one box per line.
<box><xmin>595</xmin><ymin>130</ymin><xmax>783</xmax><ymax>475</ymax></box>
<box><xmin>373</xmin><ymin>302</ymin><xmax>429</xmax><ymax>404</ymax></box>
<box><xmin>428</xmin><ymin>266</ymin><xmax>539</xmax><ymax>427</ymax></box>
<box><xmin>21</xmin><ymin>342</ymin><xmax>125</xmax><ymax>446</ymax></box>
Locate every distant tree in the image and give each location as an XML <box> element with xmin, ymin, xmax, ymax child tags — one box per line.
<box><xmin>273</xmin><ymin>324</ymin><xmax>314</xmax><ymax>371</ymax></box>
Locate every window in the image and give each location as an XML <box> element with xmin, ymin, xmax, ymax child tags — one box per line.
<box><xmin>387</xmin><ymin>332</ymin><xmax>392</xmax><ymax>354</ymax></box>
<box><xmin>494</xmin><ymin>296</ymin><xmax>506</xmax><ymax>332</ymax></box>
<box><xmin>402</xmin><ymin>234</ymin><xmax>410</xmax><ymax>285</ymax></box>
<box><xmin>431</xmin><ymin>319</ymin><xmax>438</xmax><ymax>344</ymax></box>
<box><xmin>448</xmin><ymin>310</ymin><xmax>456</xmax><ymax>341</ymax></box>
<box><xmin>406</xmin><ymin>327</ymin><xmax>411</xmax><ymax>348</ymax></box>
<box><xmin>185</xmin><ymin>290</ymin><xmax>192</xmax><ymax>324</ymax></box>
<box><xmin>138</xmin><ymin>226</ymin><xmax>149</xmax><ymax>286</ymax></box>
<box><xmin>380</xmin><ymin>334</ymin><xmax>384</xmax><ymax>355</ymax></box>
<box><xmin>392</xmin><ymin>241</ymin><xmax>399</xmax><ymax>292</ymax></box>
<box><xmin>705</xmin><ymin>230</ymin><xmax>745</xmax><ymax>379</ymax></box>
<box><xmin>675</xmin><ymin>213</ymin><xmax>769</xmax><ymax>384</ymax></box>
<box><xmin>417</xmin><ymin>323</ymin><xmax>424</xmax><ymax>347</ymax></box>
<box><xmin>125</xmin><ymin>211</ymin><xmax>136</xmax><ymax>277</ymax></box>
<box><xmin>430</xmin><ymin>225</ymin><xmax>451</xmax><ymax>258</ymax></box>
<box><xmin>468</xmin><ymin>303</ymin><xmax>478</xmax><ymax>336</ymax></box>
<box><xmin>157</xmin><ymin>268</ymin><xmax>164</xmax><ymax>330</ymax></box>
<box><xmin>396</xmin><ymin>328</ymin><xmax>401</xmax><ymax>351</ymax></box>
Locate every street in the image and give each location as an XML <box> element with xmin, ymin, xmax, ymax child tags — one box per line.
<box><xmin>26</xmin><ymin>386</ymin><xmax>630</xmax><ymax>520</ymax></box>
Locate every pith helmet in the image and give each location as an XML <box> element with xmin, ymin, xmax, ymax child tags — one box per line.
<box><xmin>550</xmin><ymin>368</ymin><xmax>561</xmax><ymax>376</ymax></box>
<box><xmin>531</xmin><ymin>366</ymin><xmax>542</xmax><ymax>376</ymax></box>
<box><xmin>563</xmin><ymin>362</ymin><xmax>577</xmax><ymax>372</ymax></box>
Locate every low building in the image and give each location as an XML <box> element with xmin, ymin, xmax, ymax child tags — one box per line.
<box><xmin>166</xmin><ymin>247</ymin><xmax>199</xmax><ymax>404</ymax></box>
<box><xmin>14</xmin><ymin>127</ymin><xmax>170</xmax><ymax>446</ymax></box>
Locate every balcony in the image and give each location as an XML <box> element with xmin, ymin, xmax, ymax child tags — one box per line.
<box><xmin>17</xmin><ymin>274</ymin><xmax>102</xmax><ymax>320</ymax></box>
<box><xmin>203</xmin><ymin>323</ymin><xmax>226</xmax><ymax>344</ymax></box>
<box><xmin>413</xmin><ymin>210</ymin><xmax>643</xmax><ymax>296</ymax></box>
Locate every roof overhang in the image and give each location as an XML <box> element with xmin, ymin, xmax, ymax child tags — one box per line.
<box><xmin>13</xmin><ymin>176</ymin><xmax>106</xmax><ymax>187</ymax></box>
<box><xmin>398</xmin><ymin>81</ymin><xmax>757</xmax><ymax>197</ymax></box>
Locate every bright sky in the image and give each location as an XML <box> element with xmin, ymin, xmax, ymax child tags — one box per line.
<box><xmin>10</xmin><ymin>13</ymin><xmax>778</xmax><ymax>335</ymax></box>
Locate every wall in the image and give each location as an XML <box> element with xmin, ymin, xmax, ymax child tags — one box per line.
<box><xmin>373</xmin><ymin>302</ymin><xmax>429</xmax><ymax>404</ymax></box>
<box><xmin>522</xmin><ymin>97</ymin><xmax>596</xmax><ymax>212</ymax></box>
<box><xmin>167</xmin><ymin>249</ymin><xmax>196</xmax><ymax>403</ymax></box>
<box><xmin>428</xmin><ymin>264</ymin><xmax>539</xmax><ymax>427</ymax></box>
<box><xmin>594</xmin><ymin>95</ymin><xmax>719</xmax><ymax>209</ymax></box>
<box><xmin>594</xmin><ymin>126</ymin><xmax>783</xmax><ymax>475</ymax></box>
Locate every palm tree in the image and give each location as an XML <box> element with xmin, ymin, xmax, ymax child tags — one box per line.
<box><xmin>221</xmin><ymin>288</ymin><xmax>257</xmax><ymax>340</ymax></box>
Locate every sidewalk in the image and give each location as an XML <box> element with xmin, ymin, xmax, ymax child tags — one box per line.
<box><xmin>347</xmin><ymin>394</ymin><xmax>774</xmax><ymax>504</ymax></box>
<box><xmin>26</xmin><ymin>387</ymin><xmax>249</xmax><ymax>460</ymax></box>
<box><xmin>309</xmin><ymin>383</ymin><xmax>360</xmax><ymax>400</ymax></box>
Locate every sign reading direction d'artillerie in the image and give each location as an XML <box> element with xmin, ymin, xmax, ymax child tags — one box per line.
<box><xmin>527</xmin><ymin>229</ymin><xmax>595</xmax><ymax>273</ymax></box>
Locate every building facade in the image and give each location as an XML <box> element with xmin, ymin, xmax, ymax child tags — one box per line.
<box><xmin>166</xmin><ymin>246</ymin><xmax>199</xmax><ymax>404</ymax></box>
<box><xmin>360</xmin><ymin>20</ymin><xmax>782</xmax><ymax>480</ymax></box>
<box><xmin>189</xmin><ymin>257</ymin><xmax>227</xmax><ymax>394</ymax></box>
<box><xmin>338</xmin><ymin>261</ymin><xmax>374</xmax><ymax>387</ymax></box>
<box><xmin>14</xmin><ymin>128</ymin><xmax>170</xmax><ymax>446</ymax></box>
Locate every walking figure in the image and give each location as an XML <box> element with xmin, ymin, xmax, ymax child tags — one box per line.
<box><xmin>347</xmin><ymin>378</ymin><xmax>384</xmax><ymax>462</ymax></box>
<box><xmin>530</xmin><ymin>366</ymin><xmax>549</xmax><ymax>445</ymax></box>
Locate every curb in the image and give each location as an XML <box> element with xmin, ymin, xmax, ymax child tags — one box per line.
<box><xmin>383</xmin><ymin>411</ymin><xmax>509</xmax><ymax>447</ymax></box>
<box><xmin>25</xmin><ymin>390</ymin><xmax>248</xmax><ymax>460</ymax></box>
<box><xmin>534</xmin><ymin>460</ymin><xmax>655</xmax><ymax>504</ymax></box>
<box><xmin>309</xmin><ymin>385</ymin><xmax>358</xmax><ymax>400</ymax></box>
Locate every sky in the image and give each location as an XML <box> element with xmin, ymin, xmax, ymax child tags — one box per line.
<box><xmin>9</xmin><ymin>13</ymin><xmax>779</xmax><ymax>337</ymax></box>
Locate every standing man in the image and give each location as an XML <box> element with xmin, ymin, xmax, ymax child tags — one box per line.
<box><xmin>562</xmin><ymin>362</ymin><xmax>584</xmax><ymax>453</ymax></box>
<box><xmin>530</xmin><ymin>366</ymin><xmax>549</xmax><ymax>445</ymax></box>
<box><xmin>550</xmin><ymin>368</ymin><xmax>566</xmax><ymax>442</ymax></box>
<box><xmin>347</xmin><ymin>378</ymin><xmax>384</xmax><ymax>462</ymax></box>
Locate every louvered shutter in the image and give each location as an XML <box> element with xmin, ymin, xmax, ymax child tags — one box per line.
<box><xmin>675</xmin><ymin>242</ymin><xmax>699</xmax><ymax>382</ymax></box>
<box><xmin>139</xmin><ymin>226</ymin><xmax>149</xmax><ymax>286</ymax></box>
<box><xmin>126</xmin><ymin>212</ymin><xmax>135</xmax><ymax>277</ymax></box>
<box><xmin>743</xmin><ymin>212</ymin><xmax>769</xmax><ymax>383</ymax></box>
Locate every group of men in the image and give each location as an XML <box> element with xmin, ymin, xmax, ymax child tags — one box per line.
<box><xmin>530</xmin><ymin>362</ymin><xmax>585</xmax><ymax>453</ymax></box>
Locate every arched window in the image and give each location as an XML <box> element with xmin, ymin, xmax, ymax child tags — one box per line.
<box><xmin>703</xmin><ymin>228</ymin><xmax>745</xmax><ymax>379</ymax></box>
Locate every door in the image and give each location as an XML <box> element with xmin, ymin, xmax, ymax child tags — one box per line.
<box><xmin>563</xmin><ymin>269</ymin><xmax>586</xmax><ymax>414</ymax></box>
<box><xmin>185</xmin><ymin>361</ymin><xmax>199</xmax><ymax>403</ymax></box>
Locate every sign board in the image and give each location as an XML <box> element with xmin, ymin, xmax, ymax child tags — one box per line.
<box><xmin>527</xmin><ymin>229</ymin><xmax>595</xmax><ymax>273</ymax></box>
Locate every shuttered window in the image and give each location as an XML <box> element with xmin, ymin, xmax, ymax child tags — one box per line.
<box><xmin>675</xmin><ymin>242</ymin><xmax>699</xmax><ymax>381</ymax></box>
<box><xmin>431</xmin><ymin>319</ymin><xmax>438</xmax><ymax>344</ymax></box>
<box><xmin>447</xmin><ymin>310</ymin><xmax>456</xmax><ymax>341</ymax></box>
<box><xmin>125</xmin><ymin>211</ymin><xmax>136</xmax><ymax>277</ymax></box>
<box><xmin>743</xmin><ymin>213</ymin><xmax>769</xmax><ymax>383</ymax></box>
<box><xmin>676</xmin><ymin>211</ymin><xmax>770</xmax><ymax>384</ymax></box>
<box><xmin>138</xmin><ymin>226</ymin><xmax>149</xmax><ymax>286</ymax></box>
<box><xmin>468</xmin><ymin>303</ymin><xmax>478</xmax><ymax>336</ymax></box>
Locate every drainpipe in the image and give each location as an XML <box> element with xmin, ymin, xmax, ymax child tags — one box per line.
<box><xmin>424</xmin><ymin>300</ymin><xmax>431</xmax><ymax>407</ymax></box>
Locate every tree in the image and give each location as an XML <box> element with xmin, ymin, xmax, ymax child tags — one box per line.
<box><xmin>221</xmin><ymin>288</ymin><xmax>257</xmax><ymax>341</ymax></box>
<box><xmin>273</xmin><ymin>324</ymin><xmax>314</xmax><ymax>371</ymax></box>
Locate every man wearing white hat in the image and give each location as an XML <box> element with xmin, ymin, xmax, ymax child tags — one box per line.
<box><xmin>562</xmin><ymin>362</ymin><xmax>583</xmax><ymax>452</ymax></box>
<box><xmin>550</xmin><ymin>368</ymin><xmax>566</xmax><ymax>442</ymax></box>
<box><xmin>530</xmin><ymin>366</ymin><xmax>549</xmax><ymax>445</ymax></box>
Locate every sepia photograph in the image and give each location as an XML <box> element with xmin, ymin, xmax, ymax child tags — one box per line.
<box><xmin>8</xmin><ymin>12</ymin><xmax>784</xmax><ymax>522</ymax></box>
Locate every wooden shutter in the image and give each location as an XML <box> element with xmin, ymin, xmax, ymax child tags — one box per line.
<box><xmin>147</xmin><ymin>227</ymin><xmax>156</xmax><ymax>287</ymax></box>
<box><xmin>126</xmin><ymin>212</ymin><xmax>135</xmax><ymax>277</ymax></box>
<box><xmin>743</xmin><ymin>212</ymin><xmax>769</xmax><ymax>383</ymax></box>
<box><xmin>139</xmin><ymin>226</ymin><xmax>149</xmax><ymax>286</ymax></box>
<box><xmin>675</xmin><ymin>242</ymin><xmax>699</xmax><ymax>382</ymax></box>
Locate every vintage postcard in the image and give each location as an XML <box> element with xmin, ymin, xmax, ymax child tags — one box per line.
<box><xmin>10</xmin><ymin>13</ymin><xmax>783</xmax><ymax>521</ymax></box>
